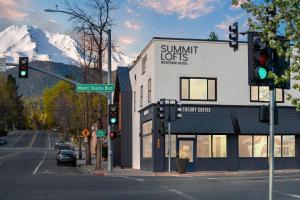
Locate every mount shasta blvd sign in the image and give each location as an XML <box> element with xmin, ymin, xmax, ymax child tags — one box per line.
<box><xmin>76</xmin><ymin>84</ymin><xmax>115</xmax><ymax>93</ymax></box>
<box><xmin>160</xmin><ymin>44</ymin><xmax>198</xmax><ymax>65</ymax></box>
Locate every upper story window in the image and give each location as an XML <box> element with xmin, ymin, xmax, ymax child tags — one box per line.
<box><xmin>142</xmin><ymin>55</ymin><xmax>147</xmax><ymax>74</ymax></box>
<box><xmin>250</xmin><ymin>86</ymin><xmax>284</xmax><ymax>103</ymax></box>
<box><xmin>148</xmin><ymin>78</ymin><xmax>151</xmax><ymax>103</ymax></box>
<box><xmin>140</xmin><ymin>85</ymin><xmax>143</xmax><ymax>107</ymax></box>
<box><xmin>133</xmin><ymin>91</ymin><xmax>136</xmax><ymax>112</ymax></box>
<box><xmin>180</xmin><ymin>77</ymin><xmax>217</xmax><ymax>101</ymax></box>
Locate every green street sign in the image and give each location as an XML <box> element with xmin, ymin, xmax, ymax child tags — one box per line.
<box><xmin>96</xmin><ymin>129</ymin><xmax>106</xmax><ymax>138</ymax></box>
<box><xmin>76</xmin><ymin>84</ymin><xmax>115</xmax><ymax>93</ymax></box>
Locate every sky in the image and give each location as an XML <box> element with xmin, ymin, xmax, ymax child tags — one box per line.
<box><xmin>0</xmin><ymin>0</ymin><xmax>249</xmax><ymax>58</ymax></box>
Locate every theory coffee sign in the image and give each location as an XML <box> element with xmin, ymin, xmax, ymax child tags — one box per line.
<box><xmin>160</xmin><ymin>44</ymin><xmax>198</xmax><ymax>65</ymax></box>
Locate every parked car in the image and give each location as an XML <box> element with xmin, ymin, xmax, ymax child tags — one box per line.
<box><xmin>56</xmin><ymin>144</ymin><xmax>74</xmax><ymax>154</ymax></box>
<box><xmin>55</xmin><ymin>140</ymin><xmax>65</xmax><ymax>149</ymax></box>
<box><xmin>57</xmin><ymin>150</ymin><xmax>76</xmax><ymax>166</ymax></box>
<box><xmin>0</xmin><ymin>138</ymin><xmax>7</xmax><ymax>145</ymax></box>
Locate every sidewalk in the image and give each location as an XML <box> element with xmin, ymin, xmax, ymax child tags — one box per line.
<box><xmin>72</xmin><ymin>144</ymin><xmax>300</xmax><ymax>177</ymax></box>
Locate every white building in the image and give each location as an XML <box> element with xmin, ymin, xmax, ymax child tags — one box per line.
<box><xmin>113</xmin><ymin>37</ymin><xmax>300</xmax><ymax>172</ymax></box>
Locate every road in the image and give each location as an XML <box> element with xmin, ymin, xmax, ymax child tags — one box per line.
<box><xmin>1</xmin><ymin>130</ymin><xmax>300</xmax><ymax>200</ymax></box>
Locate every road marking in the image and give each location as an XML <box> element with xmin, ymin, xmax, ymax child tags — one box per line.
<box><xmin>161</xmin><ymin>186</ymin><xmax>198</xmax><ymax>200</ymax></box>
<box><xmin>275</xmin><ymin>191</ymin><xmax>300</xmax><ymax>199</ymax></box>
<box><xmin>112</xmin><ymin>175</ymin><xmax>145</xmax><ymax>182</ymax></box>
<box><xmin>32</xmin><ymin>152</ymin><xmax>46</xmax><ymax>175</ymax></box>
<box><xmin>27</xmin><ymin>131</ymin><xmax>38</xmax><ymax>149</ymax></box>
<box><xmin>9</xmin><ymin>132</ymin><xmax>25</xmax><ymax>147</ymax></box>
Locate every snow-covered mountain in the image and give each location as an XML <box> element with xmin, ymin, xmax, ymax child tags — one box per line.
<box><xmin>0</xmin><ymin>25</ymin><xmax>133</xmax><ymax>70</ymax></box>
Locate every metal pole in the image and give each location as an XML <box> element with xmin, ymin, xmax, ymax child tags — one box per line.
<box><xmin>269</xmin><ymin>86</ymin><xmax>275</xmax><ymax>200</ymax></box>
<box><xmin>107</xmin><ymin>29</ymin><xmax>113</xmax><ymax>172</ymax></box>
<box><xmin>168</xmin><ymin>121</ymin><xmax>171</xmax><ymax>173</ymax></box>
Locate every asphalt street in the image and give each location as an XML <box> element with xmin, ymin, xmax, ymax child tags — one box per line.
<box><xmin>1</xmin><ymin>130</ymin><xmax>300</xmax><ymax>200</ymax></box>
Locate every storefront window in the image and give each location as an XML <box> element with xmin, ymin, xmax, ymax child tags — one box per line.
<box><xmin>282</xmin><ymin>135</ymin><xmax>295</xmax><ymax>157</ymax></box>
<box><xmin>142</xmin><ymin>121</ymin><xmax>152</xmax><ymax>158</ymax></box>
<box><xmin>238</xmin><ymin>135</ymin><xmax>253</xmax><ymax>157</ymax></box>
<box><xmin>274</xmin><ymin>136</ymin><xmax>282</xmax><ymax>157</ymax></box>
<box><xmin>165</xmin><ymin>135</ymin><xmax>176</xmax><ymax>157</ymax></box>
<box><xmin>253</xmin><ymin>136</ymin><xmax>267</xmax><ymax>157</ymax></box>
<box><xmin>197</xmin><ymin>135</ymin><xmax>211</xmax><ymax>158</ymax></box>
<box><xmin>212</xmin><ymin>135</ymin><xmax>227</xmax><ymax>157</ymax></box>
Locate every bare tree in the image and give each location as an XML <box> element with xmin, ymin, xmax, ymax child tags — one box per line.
<box><xmin>46</xmin><ymin>0</ymin><xmax>118</xmax><ymax>166</ymax></box>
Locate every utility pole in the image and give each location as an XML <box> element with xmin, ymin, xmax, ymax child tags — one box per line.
<box><xmin>107</xmin><ymin>29</ymin><xmax>113</xmax><ymax>172</ymax></box>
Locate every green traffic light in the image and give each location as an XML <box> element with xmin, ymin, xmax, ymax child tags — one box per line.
<box><xmin>110</xmin><ymin>118</ymin><xmax>117</xmax><ymax>124</ymax></box>
<box><xmin>256</xmin><ymin>67</ymin><xmax>268</xmax><ymax>80</ymax></box>
<box><xmin>20</xmin><ymin>70</ymin><xmax>27</xmax><ymax>76</ymax></box>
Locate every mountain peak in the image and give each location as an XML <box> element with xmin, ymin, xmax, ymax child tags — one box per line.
<box><xmin>0</xmin><ymin>24</ymin><xmax>133</xmax><ymax>70</ymax></box>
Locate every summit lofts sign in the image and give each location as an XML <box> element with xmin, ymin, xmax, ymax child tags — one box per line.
<box><xmin>160</xmin><ymin>44</ymin><xmax>198</xmax><ymax>65</ymax></box>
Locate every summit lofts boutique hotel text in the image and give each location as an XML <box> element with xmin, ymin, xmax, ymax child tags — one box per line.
<box><xmin>112</xmin><ymin>37</ymin><xmax>300</xmax><ymax>172</ymax></box>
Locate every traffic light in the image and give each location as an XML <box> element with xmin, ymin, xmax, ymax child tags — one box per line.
<box><xmin>229</xmin><ymin>22</ymin><xmax>238</xmax><ymax>51</ymax></box>
<box><xmin>109</xmin><ymin>104</ymin><xmax>118</xmax><ymax>126</ymax></box>
<box><xmin>176</xmin><ymin>100</ymin><xmax>182</xmax><ymax>119</ymax></box>
<box><xmin>248</xmin><ymin>32</ymin><xmax>272</xmax><ymax>86</ymax></box>
<box><xmin>19</xmin><ymin>57</ymin><xmax>28</xmax><ymax>78</ymax></box>
<box><xmin>109</xmin><ymin>131</ymin><xmax>118</xmax><ymax>139</ymax></box>
<box><xmin>157</xmin><ymin>99</ymin><xmax>165</xmax><ymax>120</ymax></box>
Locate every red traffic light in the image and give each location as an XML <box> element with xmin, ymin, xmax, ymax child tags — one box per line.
<box><xmin>258</xmin><ymin>53</ymin><xmax>269</xmax><ymax>65</ymax></box>
<box><xmin>110</xmin><ymin>132</ymin><xmax>117</xmax><ymax>139</ymax></box>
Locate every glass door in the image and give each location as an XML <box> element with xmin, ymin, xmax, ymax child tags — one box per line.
<box><xmin>178</xmin><ymin>139</ymin><xmax>195</xmax><ymax>171</ymax></box>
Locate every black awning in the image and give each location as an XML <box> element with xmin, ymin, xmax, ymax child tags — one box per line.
<box><xmin>170</xmin><ymin>114</ymin><xmax>234</xmax><ymax>134</ymax></box>
<box><xmin>237</xmin><ymin>114</ymin><xmax>300</xmax><ymax>134</ymax></box>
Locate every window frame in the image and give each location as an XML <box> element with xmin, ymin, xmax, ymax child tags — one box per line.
<box><xmin>197</xmin><ymin>135</ymin><xmax>227</xmax><ymax>158</ymax></box>
<box><xmin>250</xmin><ymin>86</ymin><xmax>284</xmax><ymax>103</ymax></box>
<box><xmin>238</xmin><ymin>135</ymin><xmax>295</xmax><ymax>158</ymax></box>
<box><xmin>180</xmin><ymin>77</ymin><xmax>217</xmax><ymax>101</ymax></box>
<box><xmin>133</xmin><ymin>91</ymin><xmax>136</xmax><ymax>112</ymax></box>
<box><xmin>148</xmin><ymin>78</ymin><xmax>151</xmax><ymax>103</ymax></box>
<box><xmin>142</xmin><ymin>54</ymin><xmax>147</xmax><ymax>75</ymax></box>
<box><xmin>142</xmin><ymin>120</ymin><xmax>153</xmax><ymax>158</ymax></box>
<box><xmin>140</xmin><ymin>85</ymin><xmax>143</xmax><ymax>108</ymax></box>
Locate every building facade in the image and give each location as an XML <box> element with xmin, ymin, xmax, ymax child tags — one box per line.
<box><xmin>113</xmin><ymin>37</ymin><xmax>300</xmax><ymax>172</ymax></box>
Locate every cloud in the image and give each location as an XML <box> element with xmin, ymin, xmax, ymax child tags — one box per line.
<box><xmin>127</xmin><ymin>8</ymin><xmax>134</xmax><ymax>14</ymax></box>
<box><xmin>124</xmin><ymin>21</ymin><xmax>141</xmax><ymax>30</ymax></box>
<box><xmin>132</xmin><ymin>0</ymin><xmax>219</xmax><ymax>19</ymax></box>
<box><xmin>216</xmin><ymin>15</ymin><xmax>242</xmax><ymax>30</ymax></box>
<box><xmin>0</xmin><ymin>0</ymin><xmax>29</xmax><ymax>21</ymax></box>
<box><xmin>119</xmin><ymin>36</ymin><xmax>136</xmax><ymax>45</ymax></box>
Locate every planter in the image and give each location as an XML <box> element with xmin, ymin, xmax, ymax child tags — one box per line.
<box><xmin>176</xmin><ymin>157</ymin><xmax>189</xmax><ymax>174</ymax></box>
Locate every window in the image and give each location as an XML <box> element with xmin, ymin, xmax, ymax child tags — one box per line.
<box><xmin>142</xmin><ymin>55</ymin><xmax>147</xmax><ymax>74</ymax></box>
<box><xmin>238</xmin><ymin>135</ymin><xmax>253</xmax><ymax>157</ymax></box>
<box><xmin>238</xmin><ymin>135</ymin><xmax>295</xmax><ymax>158</ymax></box>
<box><xmin>148</xmin><ymin>79</ymin><xmax>151</xmax><ymax>103</ymax></box>
<box><xmin>253</xmin><ymin>135</ymin><xmax>268</xmax><ymax>157</ymax></box>
<box><xmin>133</xmin><ymin>91</ymin><xmax>136</xmax><ymax>111</ymax></box>
<box><xmin>282</xmin><ymin>135</ymin><xmax>295</xmax><ymax>157</ymax></box>
<box><xmin>165</xmin><ymin>135</ymin><xmax>176</xmax><ymax>157</ymax></box>
<box><xmin>212</xmin><ymin>135</ymin><xmax>227</xmax><ymax>157</ymax></box>
<box><xmin>140</xmin><ymin>85</ymin><xmax>143</xmax><ymax>107</ymax></box>
<box><xmin>197</xmin><ymin>135</ymin><xmax>226</xmax><ymax>158</ymax></box>
<box><xmin>142</xmin><ymin>121</ymin><xmax>152</xmax><ymax>158</ymax></box>
<box><xmin>180</xmin><ymin>78</ymin><xmax>216</xmax><ymax>101</ymax></box>
<box><xmin>250</xmin><ymin>86</ymin><xmax>284</xmax><ymax>102</ymax></box>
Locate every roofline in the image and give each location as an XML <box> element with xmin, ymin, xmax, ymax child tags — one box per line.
<box><xmin>129</xmin><ymin>36</ymin><xmax>247</xmax><ymax>71</ymax></box>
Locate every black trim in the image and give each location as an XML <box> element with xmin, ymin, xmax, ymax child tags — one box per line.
<box><xmin>180</xmin><ymin>77</ymin><xmax>217</xmax><ymax>101</ymax></box>
<box><xmin>140</xmin><ymin>85</ymin><xmax>143</xmax><ymax>108</ymax></box>
<box><xmin>153</xmin><ymin>37</ymin><xmax>248</xmax><ymax>44</ymax></box>
<box><xmin>148</xmin><ymin>78</ymin><xmax>151</xmax><ymax>103</ymax></box>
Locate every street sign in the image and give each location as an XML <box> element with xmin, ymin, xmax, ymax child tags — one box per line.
<box><xmin>96</xmin><ymin>129</ymin><xmax>106</xmax><ymax>138</ymax></box>
<box><xmin>76</xmin><ymin>84</ymin><xmax>115</xmax><ymax>93</ymax></box>
<box><xmin>81</xmin><ymin>128</ymin><xmax>90</xmax><ymax>138</ymax></box>
<box><xmin>0</xmin><ymin>58</ymin><xmax>6</xmax><ymax>72</ymax></box>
